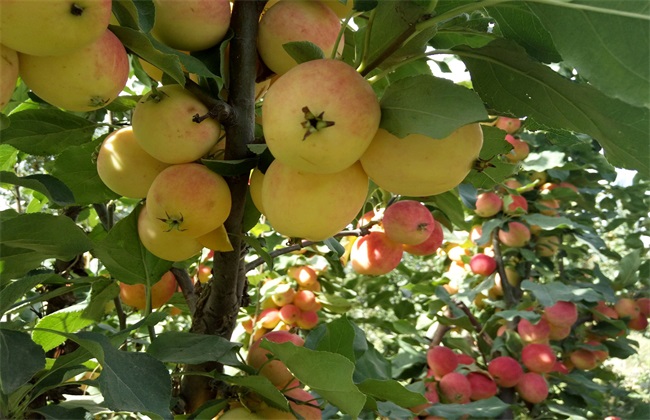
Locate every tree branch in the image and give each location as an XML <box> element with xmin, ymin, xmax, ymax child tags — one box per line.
<box><xmin>171</xmin><ymin>267</ymin><xmax>197</xmax><ymax>316</ymax></box>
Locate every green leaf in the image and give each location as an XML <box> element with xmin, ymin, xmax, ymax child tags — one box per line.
<box><xmin>0</xmin><ymin>171</ymin><xmax>75</xmax><ymax>206</ymax></box>
<box><xmin>0</xmin><ymin>213</ymin><xmax>92</xmax><ymax>260</ymax></box>
<box><xmin>520</xmin><ymin>280</ymin><xmax>603</xmax><ymax>307</ymax></box>
<box><xmin>283</xmin><ymin>41</ymin><xmax>325</xmax><ymax>65</ymax></box>
<box><xmin>615</xmin><ymin>250</ymin><xmax>641</xmax><ymax>288</ymax></box>
<box><xmin>92</xmin><ymin>206</ymin><xmax>173</xmax><ymax>285</ymax></box>
<box><xmin>464</xmin><ymin>126</ymin><xmax>517</xmax><ymax>189</ymax></box>
<box><xmin>74</xmin><ymin>332</ymin><xmax>172</xmax><ymax>419</ymax></box>
<box><xmin>520</xmin><ymin>214</ymin><xmax>576</xmax><ymax>230</ymax></box>
<box><xmin>29</xmin><ymin>405</ymin><xmax>88</xmax><ymax>420</ymax></box>
<box><xmin>357</xmin><ymin>379</ymin><xmax>426</xmax><ymax>408</ymax></box>
<box><xmin>260</xmin><ymin>341</ymin><xmax>366</xmax><ymax>417</ymax></box>
<box><xmin>147</xmin><ymin>332</ymin><xmax>241</xmax><ymax>365</ymax></box>
<box><xmin>316</xmin><ymin>293</ymin><xmax>353</xmax><ymax>314</ymax></box>
<box><xmin>202</xmin><ymin>157</ymin><xmax>258</xmax><ymax>177</ymax></box>
<box><xmin>32</xmin><ymin>305</ymin><xmax>96</xmax><ymax>352</ymax></box>
<box><xmin>528</xmin><ymin>1</ymin><xmax>650</xmax><ymax>108</ymax></box>
<box><xmin>111</xmin><ymin>0</ymin><xmax>140</xmax><ymax>30</ymax></box>
<box><xmin>217</xmin><ymin>375</ymin><xmax>289</xmax><ymax>412</ymax></box>
<box><xmin>456</xmin><ymin>39</ymin><xmax>650</xmax><ymax>175</ymax></box>
<box><xmin>379</xmin><ymin>75</ymin><xmax>488</xmax><ymax>139</ymax></box>
<box><xmin>0</xmin><ymin>329</ymin><xmax>46</xmax><ymax>395</ymax></box>
<box><xmin>0</xmin><ymin>273</ymin><xmax>63</xmax><ymax>315</ymax></box>
<box><xmin>0</xmin><ymin>109</ymin><xmax>97</xmax><ymax>156</ymax></box>
<box><xmin>427</xmin><ymin>397</ymin><xmax>509</xmax><ymax>419</ymax></box>
<box><xmin>354</xmin><ymin>345</ymin><xmax>391</xmax><ymax>382</ymax></box>
<box><xmin>521</xmin><ymin>150</ymin><xmax>566</xmax><ymax>172</ymax></box>
<box><xmin>423</xmin><ymin>191</ymin><xmax>470</xmax><ymax>231</ymax></box>
<box><xmin>50</xmin><ymin>139</ymin><xmax>120</xmax><ymax>205</ymax></box>
<box><xmin>81</xmin><ymin>279</ymin><xmax>120</xmax><ymax>322</ymax></box>
<box><xmin>486</xmin><ymin>3</ymin><xmax>561</xmax><ymax>63</ymax></box>
<box><xmin>323</xmin><ymin>237</ymin><xmax>346</xmax><ymax>257</ymax></box>
<box><xmin>308</xmin><ymin>316</ymin><xmax>358</xmax><ymax>363</ymax></box>
<box><xmin>0</xmin><ymin>246</ymin><xmax>50</xmax><ymax>282</ymax></box>
<box><xmin>242</xmin><ymin>236</ymin><xmax>274</xmax><ymax>272</ymax></box>
<box><xmin>0</xmin><ymin>145</ymin><xmax>19</xmax><ymax>171</ymax></box>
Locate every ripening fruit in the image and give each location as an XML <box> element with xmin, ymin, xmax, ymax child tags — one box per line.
<box><xmin>517</xmin><ymin>318</ymin><xmax>551</xmax><ymax>344</ymax></box>
<box><xmin>535</xmin><ymin>235</ymin><xmax>560</xmax><ymax>257</ymax></box>
<box><xmin>504</xmin><ymin>135</ymin><xmax>529</xmax><ymax>162</ymax></box>
<box><xmin>288</xmin><ymin>266</ymin><xmax>320</xmax><ymax>291</ymax></box>
<box><xmin>498</xmin><ymin>222</ymin><xmax>531</xmax><ymax>248</ymax></box>
<box><xmin>151</xmin><ymin>0</ymin><xmax>231</xmax><ymax>51</ymax></box>
<box><xmin>262</xmin><ymin>160</ymin><xmax>368</xmax><ymax>241</ymax></box>
<box><xmin>323</xmin><ymin>0</ymin><xmax>355</xmax><ymax>18</ymax></box>
<box><xmin>119</xmin><ymin>271</ymin><xmax>177</xmax><ymax>310</ymax></box>
<box><xmin>256</xmin><ymin>308</ymin><xmax>281</xmax><ymax>329</ymax></box>
<box><xmin>0</xmin><ymin>0</ymin><xmax>112</xmax><ymax>56</ymax></box>
<box><xmin>502</xmin><ymin>194</ymin><xmax>528</xmax><ymax>215</ymax></box>
<box><xmin>197</xmin><ymin>225</ymin><xmax>234</xmax><ymax>252</ymax></box>
<box><xmin>293</xmin><ymin>290</ymin><xmax>321</xmax><ymax>312</ymax></box>
<box><xmin>469</xmin><ymin>254</ymin><xmax>497</xmax><ymax>276</ymax></box>
<box><xmin>360</xmin><ymin>124</ymin><xmax>483</xmax><ymax>197</ymax></box>
<box><xmin>403</xmin><ymin>220</ymin><xmax>444</xmax><ymax>256</ymax></box>
<box><xmin>515</xmin><ymin>372</ymin><xmax>548</xmax><ymax>404</ymax></box>
<box><xmin>350</xmin><ymin>231</ymin><xmax>404</xmax><ymax>276</ymax></box>
<box><xmin>495</xmin><ymin>116</ymin><xmax>521</xmax><ymax>134</ymax></box>
<box><xmin>614</xmin><ymin>298</ymin><xmax>640</xmax><ymax>319</ymax></box>
<box><xmin>284</xmin><ymin>388</ymin><xmax>322</xmax><ymax>419</ymax></box>
<box><xmin>146</xmin><ymin>163</ymin><xmax>232</xmax><ymax>238</ymax></box>
<box><xmin>426</xmin><ymin>346</ymin><xmax>459</xmax><ymax>380</ymax></box>
<box><xmin>278</xmin><ymin>304</ymin><xmax>301</xmax><ymax>325</ymax></box>
<box><xmin>295</xmin><ymin>310</ymin><xmax>319</xmax><ymax>330</ymax></box>
<box><xmin>439</xmin><ymin>372</ymin><xmax>471</xmax><ymax>404</ymax></box>
<box><xmin>0</xmin><ymin>45</ymin><xmax>19</xmax><ymax>110</ymax></box>
<box><xmin>271</xmin><ymin>283</ymin><xmax>296</xmax><ymax>307</ymax></box>
<box><xmin>382</xmin><ymin>200</ymin><xmax>435</xmax><ymax>245</ymax></box>
<box><xmin>637</xmin><ymin>298</ymin><xmax>650</xmax><ymax>318</ymax></box>
<box><xmin>593</xmin><ymin>300</ymin><xmax>619</xmax><ymax>320</ymax></box>
<box><xmin>488</xmin><ymin>356</ymin><xmax>523</xmax><ymax>388</ymax></box>
<box><xmin>262</xmin><ymin>59</ymin><xmax>380</xmax><ymax>174</ymax></box>
<box><xmin>475</xmin><ymin>192</ymin><xmax>503</xmax><ymax>218</ymax></box>
<box><xmin>521</xmin><ymin>343</ymin><xmax>556</xmax><ymax>374</ymax></box>
<box><xmin>547</xmin><ymin>322</ymin><xmax>572</xmax><ymax>341</ymax></box>
<box><xmin>249</xmin><ymin>168</ymin><xmax>266</xmax><ymax>214</ymax></box>
<box><xmin>467</xmin><ymin>372</ymin><xmax>498</xmax><ymax>401</ymax></box>
<box><xmin>246</xmin><ymin>331</ymin><xmax>305</xmax><ymax>388</ymax></box>
<box><xmin>218</xmin><ymin>407</ymin><xmax>262</xmax><ymax>419</ymax></box>
<box><xmin>258</xmin><ymin>1</ymin><xmax>342</xmax><ymax>75</ymax></box>
<box><xmin>569</xmin><ymin>349</ymin><xmax>598</xmax><ymax>370</ymax></box>
<box><xmin>19</xmin><ymin>29</ymin><xmax>128</xmax><ymax>112</ymax></box>
<box><xmin>543</xmin><ymin>301</ymin><xmax>578</xmax><ymax>328</ymax></box>
<box><xmin>537</xmin><ymin>199</ymin><xmax>560</xmax><ymax>216</ymax></box>
<box><xmin>132</xmin><ymin>84</ymin><xmax>221</xmax><ymax>164</ymax></box>
<box><xmin>96</xmin><ymin>127</ymin><xmax>170</xmax><ymax>199</ymax></box>
<box><xmin>137</xmin><ymin>205</ymin><xmax>204</xmax><ymax>261</ymax></box>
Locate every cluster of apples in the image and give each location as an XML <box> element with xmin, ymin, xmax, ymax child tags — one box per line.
<box><xmin>592</xmin><ymin>297</ymin><xmax>650</xmax><ymax>335</ymax></box>
<box><xmin>0</xmin><ymin>1</ymin><xmax>129</xmax><ymax>113</ymax></box>
<box><xmin>242</xmin><ymin>266</ymin><xmax>323</xmax><ymax>341</ymax></box>
<box><xmin>218</xmin><ymin>330</ymin><xmax>322</xmax><ymax>419</ymax></box>
<box><xmin>344</xmin><ymin>200</ymin><xmax>445</xmax><ymax>276</ymax></box>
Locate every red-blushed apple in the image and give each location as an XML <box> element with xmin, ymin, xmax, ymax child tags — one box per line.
<box><xmin>558</xmin><ymin>181</ymin><xmax>579</xmax><ymax>193</ymax></box>
<box><xmin>547</xmin><ymin>322</ymin><xmax>572</xmax><ymax>341</ymax></box>
<box><xmin>0</xmin><ymin>45</ymin><xmax>19</xmax><ymax>110</ymax></box>
<box><xmin>551</xmin><ymin>360</ymin><xmax>570</xmax><ymax>374</ymax></box>
<box><xmin>426</xmin><ymin>346</ymin><xmax>459</xmax><ymax>380</ymax></box>
<box><xmin>296</xmin><ymin>310</ymin><xmax>319</xmax><ymax>330</ymax></box>
<box><xmin>439</xmin><ymin>372</ymin><xmax>471</xmax><ymax>404</ymax></box>
<box><xmin>537</xmin><ymin>199</ymin><xmax>560</xmax><ymax>216</ymax></box>
<box><xmin>403</xmin><ymin>220</ymin><xmax>444</xmax><ymax>256</ymax></box>
<box><xmin>504</xmin><ymin>134</ymin><xmax>530</xmax><ymax>162</ymax></box>
<box><xmin>488</xmin><ymin>356</ymin><xmax>523</xmax><ymax>387</ymax></box>
<box><xmin>503</xmin><ymin>178</ymin><xmax>523</xmax><ymax>190</ymax></box>
<box><xmin>535</xmin><ymin>235</ymin><xmax>560</xmax><ymax>257</ymax></box>
<box><xmin>288</xmin><ymin>265</ymin><xmax>320</xmax><ymax>291</ymax></box>
<box><xmin>515</xmin><ymin>372</ymin><xmax>548</xmax><ymax>404</ymax></box>
<box><xmin>628</xmin><ymin>314</ymin><xmax>649</xmax><ymax>331</ymax></box>
<box><xmin>1</xmin><ymin>0</ymin><xmax>112</xmax><ymax>57</ymax></box>
<box><xmin>247</xmin><ymin>331</ymin><xmax>305</xmax><ymax>389</ymax></box>
<box><xmin>614</xmin><ymin>298</ymin><xmax>641</xmax><ymax>319</ymax></box>
<box><xmin>278</xmin><ymin>304</ymin><xmax>301</xmax><ymax>326</ymax></box>
<box><xmin>469</xmin><ymin>254</ymin><xmax>497</xmax><ymax>276</ymax></box>
<box><xmin>495</xmin><ymin>116</ymin><xmax>521</xmax><ymax>134</ymax></box>
<box><xmin>408</xmin><ymin>382</ymin><xmax>439</xmax><ymax>414</ymax></box>
<box><xmin>293</xmin><ymin>290</ymin><xmax>321</xmax><ymax>312</ymax></box>
<box><xmin>521</xmin><ymin>343</ymin><xmax>557</xmax><ymax>373</ymax></box>
<box><xmin>467</xmin><ymin>372</ymin><xmax>498</xmax><ymax>401</ymax></box>
<box><xmin>456</xmin><ymin>354</ymin><xmax>476</xmax><ymax>365</ymax></box>
<box><xmin>257</xmin><ymin>308</ymin><xmax>281</xmax><ymax>329</ymax></box>
<box><xmin>593</xmin><ymin>300</ymin><xmax>619</xmax><ymax>320</ymax></box>
<box><xmin>258</xmin><ymin>1</ymin><xmax>343</xmax><ymax>75</ymax></box>
<box><xmin>152</xmin><ymin>0</ymin><xmax>231</xmax><ymax>51</ymax></box>
<box><xmin>543</xmin><ymin>301</ymin><xmax>578</xmax><ymax>327</ymax></box>
<box><xmin>196</xmin><ymin>264</ymin><xmax>211</xmax><ymax>284</ymax></box>
<box><xmin>475</xmin><ymin>192</ymin><xmax>503</xmax><ymax>217</ymax></box>
<box><xmin>119</xmin><ymin>271</ymin><xmax>177</xmax><ymax>310</ymax></box>
<box><xmin>382</xmin><ymin>200</ymin><xmax>435</xmax><ymax>245</ymax></box>
<box><xmin>350</xmin><ymin>231</ymin><xmax>404</xmax><ymax>276</ymax></box>
<box><xmin>569</xmin><ymin>349</ymin><xmax>598</xmax><ymax>370</ymax></box>
<box><xmin>242</xmin><ymin>318</ymin><xmax>254</xmax><ymax>334</ymax></box>
<box><xmin>271</xmin><ymin>283</ymin><xmax>296</xmax><ymax>307</ymax></box>
<box><xmin>517</xmin><ymin>318</ymin><xmax>551</xmax><ymax>344</ymax></box>
<box><xmin>637</xmin><ymin>297</ymin><xmax>650</xmax><ymax>318</ymax></box>
<box><xmin>585</xmin><ymin>340</ymin><xmax>609</xmax><ymax>364</ymax></box>
<box><xmin>498</xmin><ymin>222</ymin><xmax>531</xmax><ymax>248</ymax></box>
<box><xmin>19</xmin><ymin>29</ymin><xmax>129</xmax><ymax>112</ymax></box>
<box><xmin>502</xmin><ymin>194</ymin><xmax>528</xmax><ymax>215</ymax></box>
<box><xmin>284</xmin><ymin>387</ymin><xmax>322</xmax><ymax>419</ymax></box>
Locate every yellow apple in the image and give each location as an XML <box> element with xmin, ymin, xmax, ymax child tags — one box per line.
<box><xmin>196</xmin><ymin>225</ymin><xmax>233</xmax><ymax>252</ymax></box>
<box><xmin>19</xmin><ymin>29</ymin><xmax>129</xmax><ymax>112</ymax></box>
<box><xmin>0</xmin><ymin>44</ymin><xmax>19</xmax><ymax>110</ymax></box>
<box><xmin>96</xmin><ymin>127</ymin><xmax>171</xmax><ymax>199</ymax></box>
<box><xmin>258</xmin><ymin>0</ymin><xmax>343</xmax><ymax>75</ymax></box>
<box><xmin>132</xmin><ymin>84</ymin><xmax>221</xmax><ymax>164</ymax></box>
<box><xmin>262</xmin><ymin>160</ymin><xmax>368</xmax><ymax>241</ymax></box>
<box><xmin>152</xmin><ymin>0</ymin><xmax>231</xmax><ymax>51</ymax></box>
<box><xmin>137</xmin><ymin>205</ymin><xmax>204</xmax><ymax>262</ymax></box>
<box><xmin>360</xmin><ymin>124</ymin><xmax>483</xmax><ymax>197</ymax></box>
<box><xmin>0</xmin><ymin>0</ymin><xmax>111</xmax><ymax>56</ymax></box>
<box><xmin>262</xmin><ymin>59</ymin><xmax>380</xmax><ymax>174</ymax></box>
<box><xmin>249</xmin><ymin>168</ymin><xmax>266</xmax><ymax>214</ymax></box>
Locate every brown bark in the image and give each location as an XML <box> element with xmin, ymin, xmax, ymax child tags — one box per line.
<box><xmin>179</xmin><ymin>0</ymin><xmax>265</xmax><ymax>413</ymax></box>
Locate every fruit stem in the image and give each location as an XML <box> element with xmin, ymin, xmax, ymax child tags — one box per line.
<box><xmin>185</xmin><ymin>79</ymin><xmax>236</xmax><ymax>126</ymax></box>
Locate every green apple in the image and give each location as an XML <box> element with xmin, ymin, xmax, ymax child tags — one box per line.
<box><xmin>0</xmin><ymin>0</ymin><xmax>111</xmax><ymax>56</ymax></box>
<box><xmin>19</xmin><ymin>29</ymin><xmax>129</xmax><ymax>112</ymax></box>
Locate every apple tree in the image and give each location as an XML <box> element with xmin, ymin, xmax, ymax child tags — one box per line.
<box><xmin>0</xmin><ymin>0</ymin><xmax>648</xmax><ymax>419</ymax></box>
